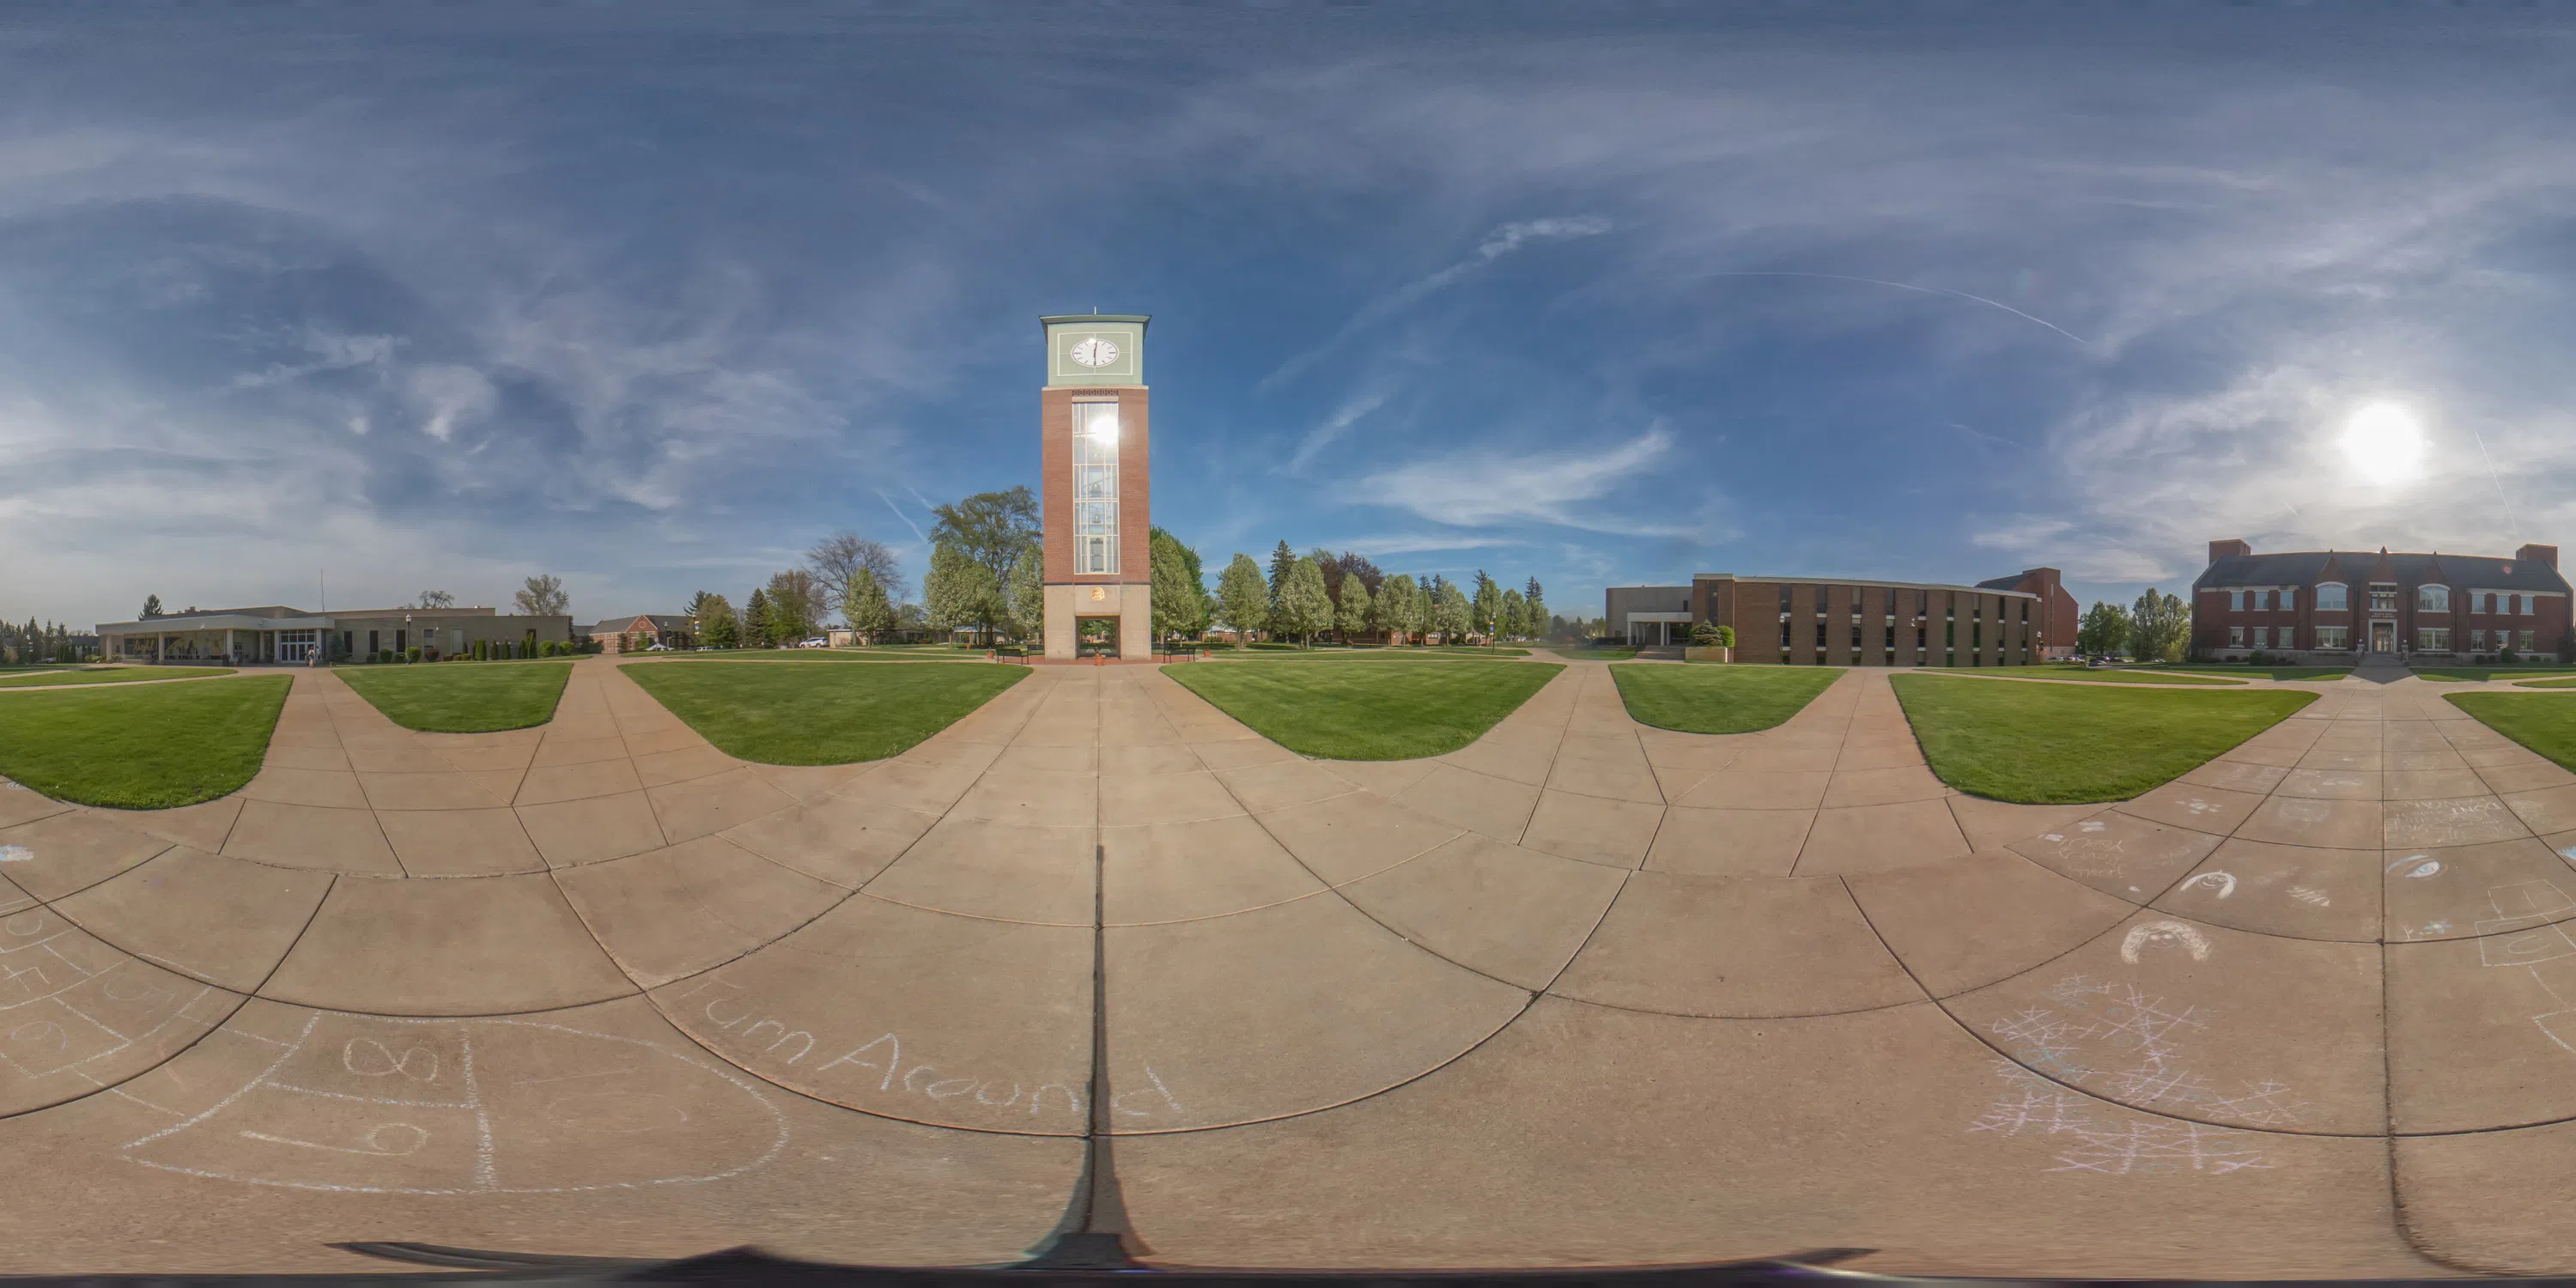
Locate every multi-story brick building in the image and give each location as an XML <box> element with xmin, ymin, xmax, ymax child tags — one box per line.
<box><xmin>1606</xmin><ymin>572</ymin><xmax>2051</xmax><ymax>666</ymax></box>
<box><xmin>2191</xmin><ymin>539</ymin><xmax>2573</xmax><ymax>662</ymax></box>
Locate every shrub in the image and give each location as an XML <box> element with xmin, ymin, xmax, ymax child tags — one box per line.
<box><xmin>404</xmin><ymin>647</ymin><xmax>422</xmax><ymax>664</ymax></box>
<box><xmin>2501</xmin><ymin>645</ymin><xmax>2521</xmax><ymax>664</ymax></box>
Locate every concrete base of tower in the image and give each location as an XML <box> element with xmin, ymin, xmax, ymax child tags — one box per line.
<box><xmin>1042</xmin><ymin>583</ymin><xmax>1153</xmax><ymax>660</ymax></box>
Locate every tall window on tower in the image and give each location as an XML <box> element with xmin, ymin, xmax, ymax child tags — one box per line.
<box><xmin>1072</xmin><ymin>401</ymin><xmax>1120</xmax><ymax>574</ymax></box>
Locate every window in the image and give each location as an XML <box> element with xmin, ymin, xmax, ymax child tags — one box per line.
<box><xmin>2419</xmin><ymin>585</ymin><xmax>2449</xmax><ymax>611</ymax></box>
<box><xmin>1851</xmin><ymin>621</ymin><xmax>1862</xmax><ymax>650</ymax></box>
<box><xmin>2371</xmin><ymin>586</ymin><xmax>2397</xmax><ymax>613</ymax></box>
<box><xmin>1886</xmin><ymin>622</ymin><xmax>1896</xmax><ymax>651</ymax></box>
<box><xmin>2418</xmin><ymin>627</ymin><xmax>2451</xmax><ymax>652</ymax></box>
<box><xmin>2283</xmin><ymin>588</ymin><xmax>2296</xmax><ymax>611</ymax></box>
<box><xmin>1815</xmin><ymin>621</ymin><xmax>1827</xmax><ymax>649</ymax></box>
<box><xmin>2260</xmin><ymin>590</ymin><xmax>2274</xmax><ymax>611</ymax></box>
<box><xmin>2522</xmin><ymin>630</ymin><xmax>2537</xmax><ymax>651</ymax></box>
<box><xmin>1780</xmin><ymin>585</ymin><xmax>1794</xmax><ymax>613</ymax></box>
<box><xmin>1071</xmin><ymin>402</ymin><xmax>1121</xmax><ymax>574</ymax></box>
<box><xmin>2229</xmin><ymin>590</ymin><xmax>2244</xmax><ymax>611</ymax></box>
<box><xmin>1779</xmin><ymin>620</ymin><xmax>1791</xmax><ymax>647</ymax></box>
<box><xmin>2523</xmin><ymin>595</ymin><xmax>2536</xmax><ymax>616</ymax></box>
<box><xmin>2251</xmin><ymin>627</ymin><xmax>2268</xmax><ymax>648</ymax></box>
<box><xmin>2470</xmin><ymin>629</ymin><xmax>2487</xmax><ymax>651</ymax></box>
<box><xmin>2317</xmin><ymin>583</ymin><xmax>2347</xmax><ymax>611</ymax></box>
<box><xmin>2318</xmin><ymin>625</ymin><xmax>2348</xmax><ymax>649</ymax></box>
<box><xmin>2229</xmin><ymin>626</ymin><xmax>2245</xmax><ymax>647</ymax></box>
<box><xmin>1916</xmin><ymin>590</ymin><xmax>1929</xmax><ymax>616</ymax></box>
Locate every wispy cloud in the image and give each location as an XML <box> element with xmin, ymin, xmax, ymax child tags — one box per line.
<box><xmin>1355</xmin><ymin>424</ymin><xmax>1690</xmax><ymax>537</ymax></box>
<box><xmin>1259</xmin><ymin>216</ymin><xmax>1612</xmax><ymax>391</ymax></box>
<box><xmin>1286</xmin><ymin>388</ymin><xmax>1388</xmax><ymax>473</ymax></box>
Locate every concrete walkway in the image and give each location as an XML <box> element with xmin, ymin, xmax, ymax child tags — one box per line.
<box><xmin>2</xmin><ymin>656</ymin><xmax>2575</xmax><ymax>1274</ymax></box>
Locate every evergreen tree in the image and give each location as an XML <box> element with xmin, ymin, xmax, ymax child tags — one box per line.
<box><xmin>139</xmin><ymin>594</ymin><xmax>164</xmax><ymax>620</ymax></box>
<box><xmin>1215</xmin><ymin>552</ymin><xmax>1271</xmax><ymax>642</ymax></box>
<box><xmin>1277</xmin><ymin>557</ymin><xmax>1334</xmax><ymax>646</ymax></box>
<box><xmin>744</xmin><ymin>588</ymin><xmax>774</xmax><ymax>648</ymax></box>
<box><xmin>1470</xmin><ymin>570</ymin><xmax>1502</xmax><ymax>644</ymax></box>
<box><xmin>1335</xmin><ymin>570</ymin><xmax>1374</xmax><ymax>642</ymax></box>
<box><xmin>843</xmin><ymin>569</ymin><xmax>896</xmax><ymax>643</ymax></box>
<box><xmin>1267</xmin><ymin>540</ymin><xmax>1298</xmax><ymax>600</ymax></box>
<box><xmin>1524</xmin><ymin>578</ymin><xmax>1546</xmax><ymax>631</ymax></box>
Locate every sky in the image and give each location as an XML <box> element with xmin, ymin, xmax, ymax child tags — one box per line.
<box><xmin>5</xmin><ymin>4</ymin><xmax>2576</xmax><ymax>630</ymax></box>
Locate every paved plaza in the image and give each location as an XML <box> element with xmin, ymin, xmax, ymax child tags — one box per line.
<box><xmin>9</xmin><ymin>658</ymin><xmax>2576</xmax><ymax>1274</ymax></box>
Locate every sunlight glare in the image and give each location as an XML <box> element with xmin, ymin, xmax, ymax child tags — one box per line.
<box><xmin>2340</xmin><ymin>401</ymin><xmax>2425</xmax><ymax>485</ymax></box>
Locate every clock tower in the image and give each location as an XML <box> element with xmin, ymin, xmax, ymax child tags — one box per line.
<box><xmin>1039</xmin><ymin>314</ymin><xmax>1151</xmax><ymax>660</ymax></box>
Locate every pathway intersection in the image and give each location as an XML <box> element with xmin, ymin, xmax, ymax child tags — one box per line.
<box><xmin>4</xmin><ymin>657</ymin><xmax>2576</xmax><ymax>1274</ymax></box>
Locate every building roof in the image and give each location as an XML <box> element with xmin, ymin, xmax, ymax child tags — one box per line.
<box><xmin>1693</xmin><ymin>573</ymin><xmax>2039</xmax><ymax>599</ymax></box>
<box><xmin>587</xmin><ymin>614</ymin><xmax>694</xmax><ymax>635</ymax></box>
<box><xmin>2195</xmin><ymin>550</ymin><xmax>2573</xmax><ymax>594</ymax></box>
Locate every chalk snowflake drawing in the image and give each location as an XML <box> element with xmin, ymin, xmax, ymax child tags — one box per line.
<box><xmin>1970</xmin><ymin>975</ymin><xmax>2295</xmax><ymax>1176</ymax></box>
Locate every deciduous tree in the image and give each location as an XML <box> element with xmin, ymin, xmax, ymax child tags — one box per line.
<box><xmin>1378</xmin><ymin>574</ymin><xmax>1422</xmax><ymax>644</ymax></box>
<box><xmin>1215</xmin><ymin>553</ymin><xmax>1270</xmax><ymax>641</ymax></box>
<box><xmin>514</xmin><ymin>574</ymin><xmax>568</xmax><ymax>618</ymax></box>
<box><xmin>929</xmin><ymin>489</ymin><xmax>1038</xmax><ymax>643</ymax></box>
<box><xmin>1007</xmin><ymin>546</ymin><xmax>1043</xmax><ymax>643</ymax></box>
<box><xmin>1151</xmin><ymin>528</ymin><xmax>1209</xmax><ymax>642</ymax></box>
<box><xmin>843</xmin><ymin>570</ymin><xmax>896</xmax><ymax>643</ymax></box>
<box><xmin>2076</xmin><ymin>601</ymin><xmax>2132</xmax><ymax>658</ymax></box>
<box><xmin>416</xmin><ymin>591</ymin><xmax>455</xmax><ymax>610</ymax></box>
<box><xmin>766</xmin><ymin>569</ymin><xmax>821</xmax><ymax>643</ymax></box>
<box><xmin>1335</xmin><ymin>572</ymin><xmax>1374</xmax><ymax>642</ymax></box>
<box><xmin>1435</xmin><ymin>580</ymin><xmax>1473</xmax><ymax>643</ymax></box>
<box><xmin>808</xmin><ymin>532</ymin><xmax>908</xmax><ymax>611</ymax></box>
<box><xmin>1499</xmin><ymin>588</ymin><xmax>1528</xmax><ymax>640</ymax></box>
<box><xmin>1276</xmin><ymin>557</ymin><xmax>1334</xmax><ymax>646</ymax></box>
<box><xmin>1524</xmin><ymin>578</ymin><xmax>1546</xmax><ymax>632</ymax></box>
<box><xmin>925</xmin><ymin>542</ymin><xmax>1003</xmax><ymax>641</ymax></box>
<box><xmin>696</xmin><ymin>594</ymin><xmax>738</xmax><ymax>649</ymax></box>
<box><xmin>2129</xmin><ymin>588</ymin><xmax>2190</xmax><ymax>664</ymax></box>
<box><xmin>1470</xmin><ymin>570</ymin><xmax>1502</xmax><ymax>644</ymax></box>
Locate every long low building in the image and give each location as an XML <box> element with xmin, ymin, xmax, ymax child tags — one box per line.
<box><xmin>2192</xmin><ymin>539</ymin><xmax>2571</xmax><ymax>660</ymax></box>
<box><xmin>96</xmin><ymin>605</ymin><xmax>573</xmax><ymax>664</ymax></box>
<box><xmin>1606</xmin><ymin>567</ymin><xmax>2077</xmax><ymax>665</ymax></box>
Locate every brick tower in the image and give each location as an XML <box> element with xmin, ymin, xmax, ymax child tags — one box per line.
<box><xmin>1038</xmin><ymin>314</ymin><xmax>1151</xmax><ymax>660</ymax></box>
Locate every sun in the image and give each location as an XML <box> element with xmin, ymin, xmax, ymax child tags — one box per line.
<box><xmin>2340</xmin><ymin>401</ymin><xmax>2426</xmax><ymax>485</ymax></box>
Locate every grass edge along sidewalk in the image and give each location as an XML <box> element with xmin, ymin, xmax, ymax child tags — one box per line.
<box><xmin>335</xmin><ymin>660</ymin><xmax>575</xmax><ymax>732</ymax></box>
<box><xmin>0</xmin><ymin>665</ymin><xmax>235</xmax><ymax>689</ymax></box>
<box><xmin>1611</xmin><ymin>664</ymin><xmax>1844</xmax><ymax>734</ymax></box>
<box><xmin>1166</xmin><ymin>657</ymin><xmax>1561</xmax><ymax>759</ymax></box>
<box><xmin>1890</xmin><ymin>671</ymin><xmax>2316</xmax><ymax>805</ymax></box>
<box><xmin>2446</xmin><ymin>691</ymin><xmax>2576</xmax><ymax>772</ymax></box>
<box><xmin>0</xmin><ymin>674</ymin><xmax>291</xmax><ymax>809</ymax></box>
<box><xmin>623</xmin><ymin>659</ymin><xmax>1030</xmax><ymax>764</ymax></box>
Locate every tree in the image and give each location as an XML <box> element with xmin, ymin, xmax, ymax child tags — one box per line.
<box><xmin>1499</xmin><ymin>588</ymin><xmax>1528</xmax><ymax>640</ymax></box>
<box><xmin>1276</xmin><ymin>557</ymin><xmax>1334</xmax><ymax>646</ymax></box>
<box><xmin>837</xmin><ymin>569</ymin><xmax>893</xmax><ymax>643</ymax></box>
<box><xmin>1435</xmin><ymin>580</ymin><xmax>1473</xmax><ymax>643</ymax></box>
<box><xmin>1215</xmin><ymin>553</ymin><xmax>1271</xmax><ymax>641</ymax></box>
<box><xmin>1525</xmin><ymin>578</ymin><xmax>1547</xmax><ymax>632</ymax></box>
<box><xmin>744</xmin><ymin>588</ymin><xmax>774</xmax><ymax>648</ymax></box>
<box><xmin>930</xmin><ymin>488</ymin><xmax>1039</xmax><ymax>643</ymax></box>
<box><xmin>1151</xmin><ymin>528</ymin><xmax>1209</xmax><ymax>642</ymax></box>
<box><xmin>2129</xmin><ymin>587</ymin><xmax>2190</xmax><ymax>664</ymax></box>
<box><xmin>416</xmin><ymin>591</ymin><xmax>456</xmax><ymax>610</ymax></box>
<box><xmin>809</xmin><ymin>532</ymin><xmax>908</xmax><ymax>612</ymax></box>
<box><xmin>1007</xmin><ymin>546</ymin><xmax>1044</xmax><ymax>643</ymax></box>
<box><xmin>1470</xmin><ymin>570</ymin><xmax>1502</xmax><ymax>644</ymax></box>
<box><xmin>1267</xmin><ymin>540</ymin><xmax>1298</xmax><ymax>601</ymax></box>
<box><xmin>696</xmin><ymin>593</ymin><xmax>738</xmax><ymax>649</ymax></box>
<box><xmin>2076</xmin><ymin>601</ymin><xmax>2132</xmax><ymax>659</ymax></box>
<box><xmin>1379</xmin><ymin>574</ymin><xmax>1422</xmax><ymax>645</ymax></box>
<box><xmin>514</xmin><ymin>574</ymin><xmax>569</xmax><ymax>618</ymax></box>
<box><xmin>139</xmin><ymin>595</ymin><xmax>163</xmax><ymax>620</ymax></box>
<box><xmin>925</xmin><ymin>541</ymin><xmax>1004</xmax><ymax>641</ymax></box>
<box><xmin>767</xmin><ymin>569</ymin><xmax>821</xmax><ymax>643</ymax></box>
<box><xmin>1336</xmin><ymin>570</ymin><xmax>1374</xmax><ymax>642</ymax></box>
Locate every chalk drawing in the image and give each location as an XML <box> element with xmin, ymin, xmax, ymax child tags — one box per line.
<box><xmin>0</xmin><ymin>908</ymin><xmax>228</xmax><ymax>1099</ymax></box>
<box><xmin>2462</xmin><ymin>880</ymin><xmax>2576</xmax><ymax>1055</ymax></box>
<box><xmin>117</xmin><ymin>1012</ymin><xmax>786</xmax><ymax>1195</ymax></box>
<box><xmin>2121</xmin><ymin>921</ymin><xmax>2213</xmax><ymax>963</ymax></box>
<box><xmin>1971</xmin><ymin>975</ymin><xmax>2295</xmax><ymax>1176</ymax></box>
<box><xmin>2178</xmin><ymin>872</ymin><xmax>2238</xmax><ymax>900</ymax></box>
<box><xmin>2389</xmin><ymin>855</ymin><xmax>2442</xmax><ymax>879</ymax></box>
<box><xmin>2288</xmin><ymin>887</ymin><xmax>2332</xmax><ymax>908</ymax></box>
<box><xmin>0</xmin><ymin>847</ymin><xmax>28</xmax><ymax>864</ymax></box>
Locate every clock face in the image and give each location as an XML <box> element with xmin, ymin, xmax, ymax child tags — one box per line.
<box><xmin>1068</xmin><ymin>336</ymin><xmax>1121</xmax><ymax>369</ymax></box>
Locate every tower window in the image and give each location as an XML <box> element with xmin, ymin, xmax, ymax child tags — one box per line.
<box><xmin>1071</xmin><ymin>402</ymin><xmax>1120</xmax><ymax>574</ymax></box>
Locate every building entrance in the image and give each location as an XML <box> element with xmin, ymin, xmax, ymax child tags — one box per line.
<box><xmin>2372</xmin><ymin>620</ymin><xmax>2396</xmax><ymax>653</ymax></box>
<box><xmin>1076</xmin><ymin>617</ymin><xmax>1121</xmax><ymax>659</ymax></box>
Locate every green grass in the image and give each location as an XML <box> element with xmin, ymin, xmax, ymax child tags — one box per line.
<box><xmin>1920</xmin><ymin>665</ymin><xmax>2246</xmax><ymax>686</ymax></box>
<box><xmin>2447</xmin><ymin>692</ymin><xmax>2576</xmax><ymax>767</ymax></box>
<box><xmin>0</xmin><ymin>665</ymin><xmax>235</xmax><ymax>689</ymax></box>
<box><xmin>335</xmin><ymin>661</ymin><xmax>574</xmax><ymax>732</ymax></box>
<box><xmin>0</xmin><ymin>676</ymin><xmax>291</xmax><ymax>808</ymax></box>
<box><xmin>2135</xmin><ymin>664</ymin><xmax>2353</xmax><ymax>681</ymax></box>
<box><xmin>1547</xmin><ymin>645</ymin><xmax>1640</xmax><ymax>661</ymax></box>
<box><xmin>2517</xmin><ymin>676</ymin><xmax>2576</xmax><ymax>689</ymax></box>
<box><xmin>1166</xmin><ymin>659</ymin><xmax>1561</xmax><ymax>759</ymax></box>
<box><xmin>623</xmin><ymin>660</ymin><xmax>1030</xmax><ymax>763</ymax></box>
<box><xmin>2415</xmin><ymin>666</ymin><xmax>2576</xmax><ymax>683</ymax></box>
<box><xmin>1609</xmin><ymin>664</ymin><xmax>1845</xmax><ymax>733</ymax></box>
<box><xmin>1890</xmin><ymin>673</ymin><xmax>2317</xmax><ymax>804</ymax></box>
<box><xmin>658</xmin><ymin>647</ymin><xmax>990</xmax><ymax>662</ymax></box>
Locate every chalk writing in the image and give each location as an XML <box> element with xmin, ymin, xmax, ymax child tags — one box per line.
<box><xmin>2121</xmin><ymin>921</ymin><xmax>2213</xmax><ymax>964</ymax></box>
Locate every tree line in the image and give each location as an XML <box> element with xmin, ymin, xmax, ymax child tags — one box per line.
<box><xmin>1</xmin><ymin>618</ymin><xmax>87</xmax><ymax>665</ymax></box>
<box><xmin>1209</xmin><ymin>543</ymin><xmax>1548</xmax><ymax>647</ymax></box>
<box><xmin>2075</xmin><ymin>588</ymin><xmax>2192</xmax><ymax>663</ymax></box>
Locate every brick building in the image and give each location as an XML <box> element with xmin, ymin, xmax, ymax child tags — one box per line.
<box><xmin>1037</xmin><ymin>313</ymin><xmax>1153</xmax><ymax>660</ymax></box>
<box><xmin>1606</xmin><ymin>573</ymin><xmax>2047</xmax><ymax>666</ymax></box>
<box><xmin>586</xmin><ymin>614</ymin><xmax>696</xmax><ymax>653</ymax></box>
<box><xmin>1975</xmin><ymin>566</ymin><xmax>2081</xmax><ymax>660</ymax></box>
<box><xmin>2191</xmin><ymin>539</ymin><xmax>2573</xmax><ymax>662</ymax></box>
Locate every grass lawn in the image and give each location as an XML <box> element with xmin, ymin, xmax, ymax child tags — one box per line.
<box><xmin>2138</xmin><ymin>664</ymin><xmax>2352</xmax><ymax>681</ymax></box>
<box><xmin>661</xmin><ymin>647</ymin><xmax>989</xmax><ymax>661</ymax></box>
<box><xmin>335</xmin><ymin>661</ymin><xmax>574</xmax><ymax>732</ymax></box>
<box><xmin>2447</xmin><ymin>693</ymin><xmax>2576</xmax><ymax>767</ymax></box>
<box><xmin>1167</xmin><ymin>659</ymin><xmax>1561</xmax><ymax>759</ymax></box>
<box><xmin>0</xmin><ymin>676</ymin><xmax>291</xmax><ymax>808</ymax></box>
<box><xmin>1890</xmin><ymin>673</ymin><xmax>2316</xmax><ymax>804</ymax></box>
<box><xmin>0</xmin><ymin>665</ymin><xmax>235</xmax><ymax>689</ymax></box>
<box><xmin>623</xmin><ymin>660</ymin><xmax>1029</xmax><ymax>763</ymax></box>
<box><xmin>1922</xmin><ymin>665</ymin><xmax>2246</xmax><ymax>686</ymax></box>
<box><xmin>1548</xmin><ymin>646</ymin><xmax>1640</xmax><ymax>661</ymax></box>
<box><xmin>1609</xmin><ymin>664</ymin><xmax>1844</xmax><ymax>733</ymax></box>
<box><xmin>2415</xmin><ymin>666</ymin><xmax>2576</xmax><ymax>683</ymax></box>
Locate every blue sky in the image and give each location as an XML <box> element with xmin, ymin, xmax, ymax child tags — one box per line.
<box><xmin>6</xmin><ymin>5</ymin><xmax>2576</xmax><ymax>629</ymax></box>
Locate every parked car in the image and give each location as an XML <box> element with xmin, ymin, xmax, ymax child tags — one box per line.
<box><xmin>799</xmin><ymin>637</ymin><xmax>829</xmax><ymax>648</ymax></box>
